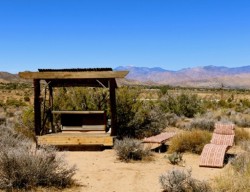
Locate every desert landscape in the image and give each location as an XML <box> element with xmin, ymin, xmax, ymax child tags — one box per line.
<box><xmin>1</xmin><ymin>72</ymin><xmax>250</xmax><ymax>191</ymax></box>
<box><xmin>61</xmin><ymin>150</ymin><xmax>224</xmax><ymax>192</ymax></box>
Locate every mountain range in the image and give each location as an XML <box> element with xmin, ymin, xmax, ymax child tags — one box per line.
<box><xmin>1</xmin><ymin>65</ymin><xmax>250</xmax><ymax>88</ymax></box>
<box><xmin>115</xmin><ymin>65</ymin><xmax>250</xmax><ymax>89</ymax></box>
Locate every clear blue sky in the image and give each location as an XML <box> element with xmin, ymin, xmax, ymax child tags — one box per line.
<box><xmin>0</xmin><ymin>0</ymin><xmax>250</xmax><ymax>73</ymax></box>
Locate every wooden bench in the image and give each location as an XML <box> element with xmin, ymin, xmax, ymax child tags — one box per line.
<box><xmin>52</xmin><ymin>111</ymin><xmax>107</xmax><ymax>132</ymax></box>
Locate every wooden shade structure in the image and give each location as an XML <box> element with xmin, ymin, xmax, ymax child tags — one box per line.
<box><xmin>19</xmin><ymin>68</ymin><xmax>128</xmax><ymax>139</ymax></box>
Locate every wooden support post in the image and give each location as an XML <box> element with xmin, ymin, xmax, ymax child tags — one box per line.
<box><xmin>49</xmin><ymin>85</ymin><xmax>55</xmax><ymax>133</ymax></box>
<box><xmin>109</xmin><ymin>79</ymin><xmax>117</xmax><ymax>136</ymax></box>
<box><xmin>34</xmin><ymin>79</ymin><xmax>41</xmax><ymax>135</ymax></box>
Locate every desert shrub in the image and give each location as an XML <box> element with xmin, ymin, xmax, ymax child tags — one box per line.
<box><xmin>234</xmin><ymin>128</ymin><xmax>250</xmax><ymax>145</ymax></box>
<box><xmin>24</xmin><ymin>95</ymin><xmax>30</xmax><ymax>102</ymax></box>
<box><xmin>0</xmin><ymin>125</ymin><xmax>76</xmax><ymax>190</ymax></box>
<box><xmin>116</xmin><ymin>87</ymin><xmax>167</xmax><ymax>138</ymax></box>
<box><xmin>116</xmin><ymin>87</ymin><xmax>141</xmax><ymax>137</ymax></box>
<box><xmin>6</xmin><ymin>98</ymin><xmax>27</xmax><ymax>107</ymax></box>
<box><xmin>190</xmin><ymin>118</ymin><xmax>216</xmax><ymax>131</ymax></box>
<box><xmin>235</xmin><ymin>98</ymin><xmax>250</xmax><ymax>112</ymax></box>
<box><xmin>159</xmin><ymin>168</ymin><xmax>211</xmax><ymax>192</ymax></box>
<box><xmin>129</xmin><ymin>103</ymin><xmax>167</xmax><ymax>138</ymax></box>
<box><xmin>53</xmin><ymin>87</ymin><xmax>109</xmax><ymax>112</ymax></box>
<box><xmin>165</xmin><ymin>113</ymin><xmax>179</xmax><ymax>127</ymax></box>
<box><xmin>168</xmin><ymin>130</ymin><xmax>212</xmax><ymax>154</ymax></box>
<box><xmin>0</xmin><ymin>100</ymin><xmax>5</xmax><ymax>108</ymax></box>
<box><xmin>230</xmin><ymin>113</ymin><xmax>250</xmax><ymax>127</ymax></box>
<box><xmin>14</xmin><ymin>107</ymin><xmax>35</xmax><ymax>140</ymax></box>
<box><xmin>161</xmin><ymin>92</ymin><xmax>205</xmax><ymax>118</ymax></box>
<box><xmin>240</xmin><ymin>140</ymin><xmax>250</xmax><ymax>152</ymax></box>
<box><xmin>230</xmin><ymin>152</ymin><xmax>250</xmax><ymax>174</ymax></box>
<box><xmin>0</xmin><ymin>117</ymin><xmax>6</xmax><ymax>126</ymax></box>
<box><xmin>217</xmin><ymin>99</ymin><xmax>235</xmax><ymax>108</ymax></box>
<box><xmin>114</xmin><ymin>137</ymin><xmax>152</xmax><ymax>162</ymax></box>
<box><xmin>167</xmin><ymin>152</ymin><xmax>184</xmax><ymax>165</ymax></box>
<box><xmin>214</xmin><ymin>152</ymin><xmax>250</xmax><ymax>191</ymax></box>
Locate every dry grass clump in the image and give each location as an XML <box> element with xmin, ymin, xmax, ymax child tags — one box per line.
<box><xmin>168</xmin><ymin>130</ymin><xmax>212</xmax><ymax>154</ymax></box>
<box><xmin>230</xmin><ymin>113</ymin><xmax>250</xmax><ymax>127</ymax></box>
<box><xmin>159</xmin><ymin>168</ymin><xmax>211</xmax><ymax>192</ymax></box>
<box><xmin>214</xmin><ymin>152</ymin><xmax>250</xmax><ymax>192</ymax></box>
<box><xmin>240</xmin><ymin>140</ymin><xmax>250</xmax><ymax>152</ymax></box>
<box><xmin>234</xmin><ymin>128</ymin><xmax>250</xmax><ymax>144</ymax></box>
<box><xmin>0</xmin><ymin>125</ymin><xmax>76</xmax><ymax>190</ymax></box>
<box><xmin>114</xmin><ymin>137</ymin><xmax>152</xmax><ymax>162</ymax></box>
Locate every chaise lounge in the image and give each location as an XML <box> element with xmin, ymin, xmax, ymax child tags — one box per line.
<box><xmin>199</xmin><ymin>122</ymin><xmax>235</xmax><ymax>168</ymax></box>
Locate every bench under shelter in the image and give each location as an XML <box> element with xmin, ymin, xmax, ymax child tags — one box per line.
<box><xmin>19</xmin><ymin>68</ymin><xmax>128</xmax><ymax>147</ymax></box>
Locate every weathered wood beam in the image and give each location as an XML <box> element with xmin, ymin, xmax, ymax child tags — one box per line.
<box><xmin>49</xmin><ymin>85</ymin><xmax>55</xmax><ymax>133</ymax></box>
<box><xmin>19</xmin><ymin>71</ymin><xmax>129</xmax><ymax>79</ymax></box>
<box><xmin>109</xmin><ymin>79</ymin><xmax>117</xmax><ymax>136</ymax></box>
<box><xmin>34</xmin><ymin>79</ymin><xmax>41</xmax><ymax>135</ymax></box>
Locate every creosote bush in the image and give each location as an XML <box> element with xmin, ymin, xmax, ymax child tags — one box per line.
<box><xmin>116</xmin><ymin>87</ymin><xmax>167</xmax><ymax>138</ymax></box>
<box><xmin>168</xmin><ymin>130</ymin><xmax>212</xmax><ymax>154</ymax></box>
<box><xmin>160</xmin><ymin>92</ymin><xmax>205</xmax><ymax>118</ymax></box>
<box><xmin>0</xmin><ymin>125</ymin><xmax>76</xmax><ymax>190</ymax></box>
<box><xmin>114</xmin><ymin>137</ymin><xmax>152</xmax><ymax>162</ymax></box>
<box><xmin>159</xmin><ymin>168</ymin><xmax>211</xmax><ymax>192</ymax></box>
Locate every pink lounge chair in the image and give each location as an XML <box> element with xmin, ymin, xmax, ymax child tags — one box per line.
<box><xmin>143</xmin><ymin>132</ymin><xmax>176</xmax><ymax>144</ymax></box>
<box><xmin>199</xmin><ymin>122</ymin><xmax>235</xmax><ymax>168</ymax></box>
<box><xmin>143</xmin><ymin>132</ymin><xmax>176</xmax><ymax>152</ymax></box>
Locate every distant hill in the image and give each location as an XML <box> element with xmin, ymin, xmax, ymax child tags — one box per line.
<box><xmin>1</xmin><ymin>65</ymin><xmax>250</xmax><ymax>88</ymax></box>
<box><xmin>0</xmin><ymin>72</ymin><xmax>20</xmax><ymax>83</ymax></box>
<box><xmin>115</xmin><ymin>65</ymin><xmax>250</xmax><ymax>89</ymax></box>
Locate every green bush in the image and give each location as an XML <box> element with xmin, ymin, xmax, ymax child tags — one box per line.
<box><xmin>168</xmin><ymin>130</ymin><xmax>212</xmax><ymax>154</ymax></box>
<box><xmin>6</xmin><ymin>98</ymin><xmax>27</xmax><ymax>107</ymax></box>
<box><xmin>160</xmin><ymin>92</ymin><xmax>205</xmax><ymax>118</ymax></box>
<box><xmin>53</xmin><ymin>87</ymin><xmax>109</xmax><ymax>112</ymax></box>
<box><xmin>14</xmin><ymin>107</ymin><xmax>35</xmax><ymax>140</ymax></box>
<box><xmin>116</xmin><ymin>87</ymin><xmax>167</xmax><ymax>138</ymax></box>
<box><xmin>159</xmin><ymin>169</ymin><xmax>211</xmax><ymax>192</ymax></box>
<box><xmin>114</xmin><ymin>137</ymin><xmax>152</xmax><ymax>162</ymax></box>
<box><xmin>0</xmin><ymin>125</ymin><xmax>76</xmax><ymax>190</ymax></box>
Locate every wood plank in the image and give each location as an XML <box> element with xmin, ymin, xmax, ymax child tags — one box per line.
<box><xmin>62</xmin><ymin>125</ymin><xmax>106</xmax><ymax>131</ymax></box>
<box><xmin>37</xmin><ymin>133</ymin><xmax>114</xmax><ymax>146</ymax></box>
<box><xmin>19</xmin><ymin>71</ymin><xmax>129</xmax><ymax>79</ymax></box>
<box><xmin>34</xmin><ymin>79</ymin><xmax>41</xmax><ymax>135</ymax></box>
<box><xmin>52</xmin><ymin>110</ymin><xmax>105</xmax><ymax>114</ymax></box>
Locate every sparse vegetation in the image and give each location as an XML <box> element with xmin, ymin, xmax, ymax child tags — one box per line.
<box><xmin>190</xmin><ymin>117</ymin><xmax>216</xmax><ymax>131</ymax></box>
<box><xmin>160</xmin><ymin>92</ymin><xmax>205</xmax><ymax>118</ymax></box>
<box><xmin>116</xmin><ymin>87</ymin><xmax>167</xmax><ymax>138</ymax></box>
<box><xmin>159</xmin><ymin>168</ymin><xmax>211</xmax><ymax>192</ymax></box>
<box><xmin>234</xmin><ymin>128</ymin><xmax>250</xmax><ymax>144</ymax></box>
<box><xmin>167</xmin><ymin>152</ymin><xmax>184</xmax><ymax>165</ymax></box>
<box><xmin>1</xmin><ymin>79</ymin><xmax>250</xmax><ymax>191</ymax></box>
<box><xmin>114</xmin><ymin>137</ymin><xmax>152</xmax><ymax>162</ymax></box>
<box><xmin>0</xmin><ymin>125</ymin><xmax>77</xmax><ymax>190</ymax></box>
<box><xmin>214</xmin><ymin>152</ymin><xmax>250</xmax><ymax>192</ymax></box>
<box><xmin>168</xmin><ymin>130</ymin><xmax>212</xmax><ymax>154</ymax></box>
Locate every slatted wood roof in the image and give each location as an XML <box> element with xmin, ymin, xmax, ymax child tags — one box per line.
<box><xmin>19</xmin><ymin>68</ymin><xmax>129</xmax><ymax>88</ymax></box>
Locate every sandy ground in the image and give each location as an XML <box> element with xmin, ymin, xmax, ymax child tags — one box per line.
<box><xmin>61</xmin><ymin>149</ymin><xmax>225</xmax><ymax>192</ymax></box>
